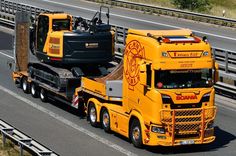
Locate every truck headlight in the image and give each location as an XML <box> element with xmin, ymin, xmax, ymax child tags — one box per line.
<box><xmin>151</xmin><ymin>126</ymin><xmax>165</xmax><ymax>134</ymax></box>
<box><xmin>202</xmin><ymin>93</ymin><xmax>210</xmax><ymax>102</ymax></box>
<box><xmin>161</xmin><ymin>94</ymin><xmax>172</xmax><ymax>104</ymax></box>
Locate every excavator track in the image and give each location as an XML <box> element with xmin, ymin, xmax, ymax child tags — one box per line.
<box><xmin>27</xmin><ymin>61</ymin><xmax>116</xmax><ymax>93</ymax></box>
<box><xmin>28</xmin><ymin>62</ymin><xmax>77</xmax><ymax>92</ymax></box>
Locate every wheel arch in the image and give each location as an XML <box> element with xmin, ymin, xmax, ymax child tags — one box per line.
<box><xmin>87</xmin><ymin>98</ymin><xmax>103</xmax><ymax>123</ymax></box>
<box><xmin>128</xmin><ymin>110</ymin><xmax>145</xmax><ymax>142</ymax></box>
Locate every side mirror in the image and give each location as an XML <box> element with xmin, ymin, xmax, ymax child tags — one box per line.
<box><xmin>214</xmin><ymin>62</ymin><xmax>219</xmax><ymax>83</ymax></box>
<box><xmin>140</xmin><ymin>64</ymin><xmax>147</xmax><ymax>86</ymax></box>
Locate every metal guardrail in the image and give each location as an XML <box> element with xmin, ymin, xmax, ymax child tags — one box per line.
<box><xmin>0</xmin><ymin>17</ymin><xmax>14</xmax><ymax>29</ymax></box>
<box><xmin>0</xmin><ymin>119</ymin><xmax>58</xmax><ymax>156</ymax></box>
<box><xmin>215</xmin><ymin>82</ymin><xmax>236</xmax><ymax>98</ymax></box>
<box><xmin>0</xmin><ymin>0</ymin><xmax>235</xmax><ymax>95</ymax></box>
<box><xmin>86</xmin><ymin>0</ymin><xmax>236</xmax><ymax>28</ymax></box>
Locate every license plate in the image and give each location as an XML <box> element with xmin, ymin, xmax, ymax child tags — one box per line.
<box><xmin>180</xmin><ymin>140</ymin><xmax>195</xmax><ymax>145</ymax></box>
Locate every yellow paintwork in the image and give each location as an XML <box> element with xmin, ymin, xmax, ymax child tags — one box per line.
<box><xmin>78</xmin><ymin>29</ymin><xmax>217</xmax><ymax>146</ymax></box>
<box><xmin>128</xmin><ymin>29</ymin><xmax>192</xmax><ymax>36</ymax></box>
<box><xmin>80</xmin><ymin>77</ymin><xmax>107</xmax><ymax>99</ymax></box>
<box><xmin>38</xmin><ymin>13</ymin><xmax>72</xmax><ymax>58</ymax></box>
<box><xmin>12</xmin><ymin>71</ymin><xmax>28</xmax><ymax>82</ymax></box>
<box><xmin>126</xmin><ymin>32</ymin><xmax>212</xmax><ymax>70</ymax></box>
<box><xmin>40</xmin><ymin>13</ymin><xmax>73</xmax><ymax>31</ymax></box>
<box><xmin>46</xmin><ymin>31</ymin><xmax>64</xmax><ymax>58</ymax></box>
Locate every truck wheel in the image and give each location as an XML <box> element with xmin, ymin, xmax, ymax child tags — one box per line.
<box><xmin>101</xmin><ymin>108</ymin><xmax>111</xmax><ymax>132</ymax></box>
<box><xmin>21</xmin><ymin>77</ymin><xmax>29</xmax><ymax>93</ymax></box>
<box><xmin>130</xmin><ymin>119</ymin><xmax>143</xmax><ymax>148</ymax></box>
<box><xmin>40</xmin><ymin>88</ymin><xmax>47</xmax><ymax>102</ymax></box>
<box><xmin>88</xmin><ymin>103</ymin><xmax>98</xmax><ymax>127</ymax></box>
<box><xmin>30</xmin><ymin>83</ymin><xmax>38</xmax><ymax>98</ymax></box>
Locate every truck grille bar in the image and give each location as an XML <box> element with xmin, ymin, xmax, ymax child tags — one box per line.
<box><xmin>160</xmin><ymin>107</ymin><xmax>216</xmax><ymax>145</ymax></box>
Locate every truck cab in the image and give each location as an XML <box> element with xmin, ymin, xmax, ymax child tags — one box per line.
<box><xmin>122</xmin><ymin>29</ymin><xmax>218</xmax><ymax>146</ymax></box>
<box><xmin>77</xmin><ymin>29</ymin><xmax>218</xmax><ymax>147</ymax></box>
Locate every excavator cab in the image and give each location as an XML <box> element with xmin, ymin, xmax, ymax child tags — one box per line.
<box><xmin>52</xmin><ymin>18</ymin><xmax>71</xmax><ymax>31</ymax></box>
<box><xmin>30</xmin><ymin>6</ymin><xmax>114</xmax><ymax>66</ymax></box>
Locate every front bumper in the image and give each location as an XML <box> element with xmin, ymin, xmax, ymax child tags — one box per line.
<box><xmin>143</xmin><ymin>107</ymin><xmax>216</xmax><ymax>146</ymax></box>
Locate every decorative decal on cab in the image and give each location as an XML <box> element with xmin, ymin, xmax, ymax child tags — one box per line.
<box><xmin>124</xmin><ymin>40</ymin><xmax>145</xmax><ymax>90</ymax></box>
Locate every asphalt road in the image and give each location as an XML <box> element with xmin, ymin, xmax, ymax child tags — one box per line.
<box><xmin>0</xmin><ymin>30</ymin><xmax>236</xmax><ymax>155</ymax></box>
<box><xmin>11</xmin><ymin>0</ymin><xmax>236</xmax><ymax>51</ymax></box>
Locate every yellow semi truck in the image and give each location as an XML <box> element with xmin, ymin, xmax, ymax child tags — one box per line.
<box><xmin>74</xmin><ymin>29</ymin><xmax>219</xmax><ymax>147</ymax></box>
<box><xmin>12</xmin><ymin>11</ymin><xmax>218</xmax><ymax>148</ymax></box>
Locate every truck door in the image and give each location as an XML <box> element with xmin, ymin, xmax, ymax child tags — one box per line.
<box><xmin>36</xmin><ymin>15</ymin><xmax>49</xmax><ymax>52</ymax></box>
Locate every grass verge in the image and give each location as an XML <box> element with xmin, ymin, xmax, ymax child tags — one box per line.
<box><xmin>0</xmin><ymin>135</ymin><xmax>31</xmax><ymax>156</ymax></box>
<box><xmin>127</xmin><ymin>0</ymin><xmax>236</xmax><ymax>19</ymax></box>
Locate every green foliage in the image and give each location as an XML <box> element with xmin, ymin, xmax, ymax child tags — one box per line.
<box><xmin>210</xmin><ymin>0</ymin><xmax>236</xmax><ymax>9</ymax></box>
<box><xmin>171</xmin><ymin>0</ymin><xmax>212</xmax><ymax>12</ymax></box>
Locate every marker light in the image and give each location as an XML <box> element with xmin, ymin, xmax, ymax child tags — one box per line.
<box><xmin>203</xmin><ymin>51</ymin><xmax>209</xmax><ymax>56</ymax></box>
<box><xmin>203</xmin><ymin>36</ymin><xmax>208</xmax><ymax>42</ymax></box>
<box><xmin>162</xmin><ymin>52</ymin><xmax>168</xmax><ymax>57</ymax></box>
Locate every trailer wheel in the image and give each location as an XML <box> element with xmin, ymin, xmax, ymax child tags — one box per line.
<box><xmin>30</xmin><ymin>83</ymin><xmax>38</xmax><ymax>98</ymax></box>
<box><xmin>39</xmin><ymin>88</ymin><xmax>47</xmax><ymax>102</ymax></box>
<box><xmin>88</xmin><ymin>103</ymin><xmax>98</xmax><ymax>127</ymax></box>
<box><xmin>101</xmin><ymin>108</ymin><xmax>111</xmax><ymax>133</ymax></box>
<box><xmin>21</xmin><ymin>77</ymin><xmax>29</xmax><ymax>93</ymax></box>
<box><xmin>130</xmin><ymin>119</ymin><xmax>143</xmax><ymax>148</ymax></box>
<box><xmin>15</xmin><ymin>78</ymin><xmax>21</xmax><ymax>88</ymax></box>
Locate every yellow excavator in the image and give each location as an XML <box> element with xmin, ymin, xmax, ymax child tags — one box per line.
<box><xmin>27</xmin><ymin>6</ymin><xmax>115</xmax><ymax>92</ymax></box>
<box><xmin>30</xmin><ymin>6</ymin><xmax>114</xmax><ymax>65</ymax></box>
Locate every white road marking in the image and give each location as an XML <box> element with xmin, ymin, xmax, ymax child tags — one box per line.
<box><xmin>0</xmin><ymin>51</ymin><xmax>14</xmax><ymax>59</ymax></box>
<box><xmin>216</xmin><ymin>104</ymin><xmax>236</xmax><ymax>112</ymax></box>
<box><xmin>215</xmin><ymin>95</ymin><xmax>236</xmax><ymax>112</ymax></box>
<box><xmin>0</xmin><ymin>84</ymin><xmax>137</xmax><ymax>156</ymax></box>
<box><xmin>41</xmin><ymin>0</ymin><xmax>236</xmax><ymax>41</ymax></box>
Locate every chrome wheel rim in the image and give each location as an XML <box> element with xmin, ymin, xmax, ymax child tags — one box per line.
<box><xmin>102</xmin><ymin>111</ymin><xmax>109</xmax><ymax>128</ymax></box>
<box><xmin>22</xmin><ymin>80</ymin><xmax>27</xmax><ymax>91</ymax></box>
<box><xmin>31</xmin><ymin>84</ymin><xmax>36</xmax><ymax>95</ymax></box>
<box><xmin>90</xmin><ymin>107</ymin><xmax>96</xmax><ymax>123</ymax></box>
<box><xmin>132</xmin><ymin>126</ymin><xmax>140</xmax><ymax>141</ymax></box>
<box><xmin>40</xmin><ymin>89</ymin><xmax>45</xmax><ymax>100</ymax></box>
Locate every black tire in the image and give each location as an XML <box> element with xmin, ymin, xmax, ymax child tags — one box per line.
<box><xmin>39</xmin><ymin>88</ymin><xmax>47</xmax><ymax>102</ymax></box>
<box><xmin>78</xmin><ymin>102</ymin><xmax>86</xmax><ymax>118</ymax></box>
<box><xmin>88</xmin><ymin>103</ymin><xmax>98</xmax><ymax>127</ymax></box>
<box><xmin>15</xmin><ymin>80</ymin><xmax>21</xmax><ymax>88</ymax></box>
<box><xmin>21</xmin><ymin>77</ymin><xmax>29</xmax><ymax>93</ymax></box>
<box><xmin>130</xmin><ymin>119</ymin><xmax>143</xmax><ymax>148</ymax></box>
<box><xmin>101</xmin><ymin>108</ymin><xmax>111</xmax><ymax>132</ymax></box>
<box><xmin>30</xmin><ymin>83</ymin><xmax>38</xmax><ymax>98</ymax></box>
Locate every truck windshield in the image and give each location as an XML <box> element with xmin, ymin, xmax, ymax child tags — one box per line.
<box><xmin>155</xmin><ymin>69</ymin><xmax>213</xmax><ymax>89</ymax></box>
<box><xmin>52</xmin><ymin>19</ymin><xmax>70</xmax><ymax>31</ymax></box>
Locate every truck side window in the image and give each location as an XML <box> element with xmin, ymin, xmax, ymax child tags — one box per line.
<box><xmin>146</xmin><ymin>64</ymin><xmax>151</xmax><ymax>87</ymax></box>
